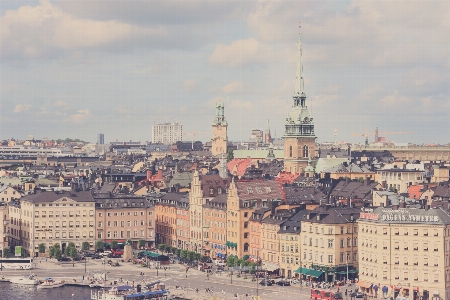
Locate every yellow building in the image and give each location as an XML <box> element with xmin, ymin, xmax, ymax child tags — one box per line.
<box><xmin>9</xmin><ymin>190</ymin><xmax>96</xmax><ymax>256</ymax></box>
<box><xmin>279</xmin><ymin>210</ymin><xmax>305</xmax><ymax>278</ymax></box>
<box><xmin>211</xmin><ymin>102</ymin><xmax>228</xmax><ymax>156</ymax></box>
<box><xmin>358</xmin><ymin>207</ymin><xmax>450</xmax><ymax>299</ymax></box>
<box><xmin>300</xmin><ymin>206</ymin><xmax>359</xmax><ymax>282</ymax></box>
<box><xmin>226</xmin><ymin>180</ymin><xmax>284</xmax><ymax>258</ymax></box>
<box><xmin>0</xmin><ymin>202</ymin><xmax>9</xmax><ymax>253</ymax></box>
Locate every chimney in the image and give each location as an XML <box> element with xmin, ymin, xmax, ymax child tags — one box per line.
<box><xmin>271</xmin><ymin>201</ymin><xmax>279</xmax><ymax>215</ymax></box>
<box><xmin>425</xmin><ymin>204</ymin><xmax>430</xmax><ymax>211</ymax></box>
<box><xmin>147</xmin><ymin>170</ymin><xmax>151</xmax><ymax>181</ymax></box>
<box><xmin>392</xmin><ymin>204</ymin><xmax>399</xmax><ymax>210</ymax></box>
<box><xmin>399</xmin><ymin>200</ymin><xmax>406</xmax><ymax>209</ymax></box>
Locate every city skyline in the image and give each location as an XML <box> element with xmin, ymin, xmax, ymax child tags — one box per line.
<box><xmin>1</xmin><ymin>0</ymin><xmax>449</xmax><ymax>144</ymax></box>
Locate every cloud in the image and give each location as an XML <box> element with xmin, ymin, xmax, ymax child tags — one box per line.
<box><xmin>0</xmin><ymin>0</ymin><xmax>167</xmax><ymax>60</ymax></box>
<box><xmin>69</xmin><ymin>109</ymin><xmax>90</xmax><ymax>123</ymax></box>
<box><xmin>208</xmin><ymin>38</ymin><xmax>272</xmax><ymax>68</ymax></box>
<box><xmin>379</xmin><ymin>90</ymin><xmax>412</xmax><ymax>108</ymax></box>
<box><xmin>230</xmin><ymin>99</ymin><xmax>253</xmax><ymax>109</ymax></box>
<box><xmin>183</xmin><ymin>79</ymin><xmax>198</xmax><ymax>92</ymax></box>
<box><xmin>53</xmin><ymin>100</ymin><xmax>68</xmax><ymax>107</ymax></box>
<box><xmin>13</xmin><ymin>104</ymin><xmax>30</xmax><ymax>112</ymax></box>
<box><xmin>211</xmin><ymin>81</ymin><xmax>248</xmax><ymax>94</ymax></box>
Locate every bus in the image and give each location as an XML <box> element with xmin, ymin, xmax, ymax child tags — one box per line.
<box><xmin>0</xmin><ymin>258</ymin><xmax>33</xmax><ymax>270</ymax></box>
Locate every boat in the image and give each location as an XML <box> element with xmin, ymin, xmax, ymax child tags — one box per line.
<box><xmin>37</xmin><ymin>277</ymin><xmax>65</xmax><ymax>289</ymax></box>
<box><xmin>9</xmin><ymin>274</ymin><xmax>39</xmax><ymax>285</ymax></box>
<box><xmin>90</xmin><ymin>281</ymin><xmax>169</xmax><ymax>300</ymax></box>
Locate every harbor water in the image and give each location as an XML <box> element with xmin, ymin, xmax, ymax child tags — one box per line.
<box><xmin>0</xmin><ymin>282</ymin><xmax>91</xmax><ymax>300</ymax></box>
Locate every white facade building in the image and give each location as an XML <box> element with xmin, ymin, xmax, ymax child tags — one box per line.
<box><xmin>151</xmin><ymin>123</ymin><xmax>183</xmax><ymax>145</ymax></box>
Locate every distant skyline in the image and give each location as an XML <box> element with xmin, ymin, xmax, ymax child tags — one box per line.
<box><xmin>1</xmin><ymin>0</ymin><xmax>449</xmax><ymax>144</ymax></box>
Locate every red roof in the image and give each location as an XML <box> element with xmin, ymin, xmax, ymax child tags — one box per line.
<box><xmin>407</xmin><ymin>184</ymin><xmax>424</xmax><ymax>199</ymax></box>
<box><xmin>228</xmin><ymin>158</ymin><xmax>253</xmax><ymax>177</ymax></box>
<box><xmin>275</xmin><ymin>171</ymin><xmax>300</xmax><ymax>185</ymax></box>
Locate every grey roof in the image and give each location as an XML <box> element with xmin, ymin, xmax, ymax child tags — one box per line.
<box><xmin>168</xmin><ymin>171</ymin><xmax>193</xmax><ymax>188</ymax></box>
<box><xmin>278</xmin><ymin>210</ymin><xmax>308</xmax><ymax>234</ymax></box>
<box><xmin>284</xmin><ymin>186</ymin><xmax>327</xmax><ymax>204</ymax></box>
<box><xmin>359</xmin><ymin>207</ymin><xmax>450</xmax><ymax>225</ymax></box>
<box><xmin>323</xmin><ymin>163</ymin><xmax>373</xmax><ymax>174</ymax></box>
<box><xmin>95</xmin><ymin>196</ymin><xmax>153</xmax><ymax>209</ymax></box>
<box><xmin>302</xmin><ymin>206</ymin><xmax>360</xmax><ymax>224</ymax></box>
<box><xmin>21</xmin><ymin>190</ymin><xmax>95</xmax><ymax>203</ymax></box>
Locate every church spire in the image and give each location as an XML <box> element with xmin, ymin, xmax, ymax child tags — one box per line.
<box><xmin>294</xmin><ymin>23</ymin><xmax>306</xmax><ymax>108</ymax></box>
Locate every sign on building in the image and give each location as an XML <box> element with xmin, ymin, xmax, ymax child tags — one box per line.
<box><xmin>15</xmin><ymin>246</ymin><xmax>22</xmax><ymax>257</ymax></box>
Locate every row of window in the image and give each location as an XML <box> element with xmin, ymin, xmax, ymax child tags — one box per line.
<box><xmin>98</xmin><ymin>230</ymin><xmax>153</xmax><ymax>239</ymax></box>
<box><xmin>100</xmin><ymin>211</ymin><xmax>152</xmax><ymax>217</ymax></box>
<box><xmin>35</xmin><ymin>231</ymin><xmax>94</xmax><ymax>239</ymax></box>
<box><xmin>362</xmin><ymin>269</ymin><xmax>439</xmax><ymax>283</ymax></box>
<box><xmin>99</xmin><ymin>220</ymin><xmax>152</xmax><ymax>228</ymax></box>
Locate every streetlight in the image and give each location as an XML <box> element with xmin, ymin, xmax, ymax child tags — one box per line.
<box><xmin>156</xmin><ymin>256</ymin><xmax>159</xmax><ymax>277</ymax></box>
<box><xmin>230</xmin><ymin>271</ymin><xmax>233</xmax><ymax>284</ymax></box>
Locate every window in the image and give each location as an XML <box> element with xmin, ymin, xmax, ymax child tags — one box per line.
<box><xmin>328</xmin><ymin>239</ymin><xmax>333</xmax><ymax>248</ymax></box>
<box><xmin>328</xmin><ymin>255</ymin><xmax>333</xmax><ymax>263</ymax></box>
<box><xmin>340</xmin><ymin>239</ymin><xmax>344</xmax><ymax>248</ymax></box>
<box><xmin>340</xmin><ymin>253</ymin><xmax>344</xmax><ymax>262</ymax></box>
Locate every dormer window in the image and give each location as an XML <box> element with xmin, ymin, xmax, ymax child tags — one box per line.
<box><xmin>247</xmin><ymin>187</ymin><xmax>253</xmax><ymax>194</ymax></box>
<box><xmin>316</xmin><ymin>215</ymin><xmax>320</xmax><ymax>221</ymax></box>
<box><xmin>210</xmin><ymin>187</ymin><xmax>214</xmax><ymax>195</ymax></box>
<box><xmin>265</xmin><ymin>187</ymin><xmax>271</xmax><ymax>193</ymax></box>
<box><xmin>283</xmin><ymin>226</ymin><xmax>287</xmax><ymax>230</ymax></box>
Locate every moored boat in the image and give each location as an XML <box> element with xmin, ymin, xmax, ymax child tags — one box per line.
<box><xmin>9</xmin><ymin>274</ymin><xmax>39</xmax><ymax>285</ymax></box>
<box><xmin>90</xmin><ymin>281</ymin><xmax>169</xmax><ymax>300</ymax></box>
<box><xmin>37</xmin><ymin>277</ymin><xmax>65</xmax><ymax>289</ymax></box>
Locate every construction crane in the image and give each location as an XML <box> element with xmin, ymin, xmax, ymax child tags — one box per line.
<box><xmin>333</xmin><ymin>128</ymin><xmax>338</xmax><ymax>145</ymax></box>
<box><xmin>352</xmin><ymin>128</ymin><xmax>415</xmax><ymax>145</ymax></box>
<box><xmin>184</xmin><ymin>130</ymin><xmax>210</xmax><ymax>150</ymax></box>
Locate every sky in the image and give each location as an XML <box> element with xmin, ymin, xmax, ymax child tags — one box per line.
<box><xmin>1</xmin><ymin>0</ymin><xmax>449</xmax><ymax>145</ymax></box>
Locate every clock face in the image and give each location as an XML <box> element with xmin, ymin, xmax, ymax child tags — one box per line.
<box><xmin>304</xmin><ymin>117</ymin><xmax>309</xmax><ymax>122</ymax></box>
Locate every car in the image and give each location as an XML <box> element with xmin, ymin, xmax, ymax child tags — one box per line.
<box><xmin>83</xmin><ymin>252</ymin><xmax>96</xmax><ymax>257</ymax></box>
<box><xmin>350</xmin><ymin>292</ymin><xmax>364</xmax><ymax>298</ymax></box>
<box><xmin>259</xmin><ymin>279</ymin><xmax>274</xmax><ymax>286</ymax></box>
<box><xmin>91</xmin><ymin>254</ymin><xmax>103</xmax><ymax>259</ymax></box>
<box><xmin>108</xmin><ymin>254</ymin><xmax>122</xmax><ymax>258</ymax></box>
<box><xmin>334</xmin><ymin>292</ymin><xmax>344</xmax><ymax>300</ymax></box>
<box><xmin>276</xmin><ymin>280</ymin><xmax>290</xmax><ymax>286</ymax></box>
<box><xmin>58</xmin><ymin>257</ymin><xmax>71</xmax><ymax>262</ymax></box>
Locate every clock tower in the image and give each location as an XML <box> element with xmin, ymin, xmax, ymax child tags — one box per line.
<box><xmin>211</xmin><ymin>101</ymin><xmax>228</xmax><ymax>156</ymax></box>
<box><xmin>283</xmin><ymin>32</ymin><xmax>316</xmax><ymax>174</ymax></box>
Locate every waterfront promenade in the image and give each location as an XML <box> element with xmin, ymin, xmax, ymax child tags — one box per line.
<box><xmin>0</xmin><ymin>257</ymin><xmax>353</xmax><ymax>299</ymax></box>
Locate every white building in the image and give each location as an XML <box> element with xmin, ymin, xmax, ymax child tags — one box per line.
<box><xmin>151</xmin><ymin>123</ymin><xmax>183</xmax><ymax>145</ymax></box>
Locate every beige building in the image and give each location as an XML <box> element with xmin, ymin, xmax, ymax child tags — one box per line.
<box><xmin>358</xmin><ymin>207</ymin><xmax>450</xmax><ymax>300</ymax></box>
<box><xmin>0</xmin><ymin>202</ymin><xmax>9</xmax><ymax>254</ymax></box>
<box><xmin>432</xmin><ymin>166</ymin><xmax>450</xmax><ymax>183</ymax></box>
<box><xmin>376</xmin><ymin>168</ymin><xmax>425</xmax><ymax>193</ymax></box>
<box><xmin>95</xmin><ymin>196</ymin><xmax>155</xmax><ymax>249</ymax></box>
<box><xmin>226</xmin><ymin>180</ymin><xmax>284</xmax><ymax>259</ymax></box>
<box><xmin>211</xmin><ymin>102</ymin><xmax>228</xmax><ymax>156</ymax></box>
<box><xmin>352</xmin><ymin>145</ymin><xmax>450</xmax><ymax>162</ymax></box>
<box><xmin>300</xmin><ymin>206</ymin><xmax>359</xmax><ymax>282</ymax></box>
<box><xmin>0</xmin><ymin>186</ymin><xmax>21</xmax><ymax>203</ymax></box>
<box><xmin>9</xmin><ymin>190</ymin><xmax>96</xmax><ymax>257</ymax></box>
<box><xmin>279</xmin><ymin>210</ymin><xmax>305</xmax><ymax>278</ymax></box>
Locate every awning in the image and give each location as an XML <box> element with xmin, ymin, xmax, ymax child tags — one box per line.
<box><xmin>142</xmin><ymin>251</ymin><xmax>161</xmax><ymax>258</ymax></box>
<box><xmin>294</xmin><ymin>267</ymin><xmax>310</xmax><ymax>274</ymax></box>
<box><xmin>262</xmin><ymin>263</ymin><xmax>280</xmax><ymax>272</ymax></box>
<box><xmin>337</xmin><ymin>270</ymin><xmax>358</xmax><ymax>275</ymax></box>
<box><xmin>306</xmin><ymin>270</ymin><xmax>324</xmax><ymax>278</ymax></box>
<box><xmin>358</xmin><ymin>281</ymin><xmax>373</xmax><ymax>288</ymax></box>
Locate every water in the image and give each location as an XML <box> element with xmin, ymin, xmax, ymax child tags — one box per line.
<box><xmin>0</xmin><ymin>282</ymin><xmax>91</xmax><ymax>300</ymax></box>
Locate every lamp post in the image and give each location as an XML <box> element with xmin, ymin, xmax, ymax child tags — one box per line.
<box><xmin>85</xmin><ymin>255</ymin><xmax>87</xmax><ymax>273</ymax></box>
<box><xmin>230</xmin><ymin>271</ymin><xmax>233</xmax><ymax>284</ymax></box>
<box><xmin>156</xmin><ymin>256</ymin><xmax>159</xmax><ymax>277</ymax></box>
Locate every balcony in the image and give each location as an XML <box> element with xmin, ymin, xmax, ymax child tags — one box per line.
<box><xmin>413</xmin><ymin>247</ymin><xmax>418</xmax><ymax>250</ymax></box>
<box><xmin>413</xmin><ymin>262</ymin><xmax>418</xmax><ymax>265</ymax></box>
<box><xmin>434</xmin><ymin>249</ymin><xmax>438</xmax><ymax>252</ymax></box>
<box><xmin>383</xmin><ymin>247</ymin><xmax>387</xmax><ymax>250</ymax></box>
<box><xmin>404</xmin><ymin>247</ymin><xmax>408</xmax><ymax>250</ymax></box>
<box><xmin>394</xmin><ymin>262</ymin><xmax>399</xmax><ymax>265</ymax></box>
<box><xmin>414</xmin><ymin>278</ymin><xmax>418</xmax><ymax>281</ymax></box>
<box><xmin>395</xmin><ymin>277</ymin><xmax>399</xmax><ymax>280</ymax></box>
<box><xmin>424</xmin><ymin>263</ymin><xmax>428</xmax><ymax>266</ymax></box>
<box><xmin>394</xmin><ymin>247</ymin><xmax>399</xmax><ymax>250</ymax></box>
<box><xmin>424</xmin><ymin>248</ymin><xmax>428</xmax><ymax>251</ymax></box>
<box><xmin>3</xmin><ymin>220</ymin><xmax>9</xmax><ymax>225</ymax></box>
<box><xmin>413</xmin><ymin>233</ymin><xmax>418</xmax><ymax>236</ymax></box>
<box><xmin>424</xmin><ymin>233</ymin><xmax>428</xmax><ymax>236</ymax></box>
<box><xmin>395</xmin><ymin>232</ymin><xmax>399</xmax><ymax>235</ymax></box>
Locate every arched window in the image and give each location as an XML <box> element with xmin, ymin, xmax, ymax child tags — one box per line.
<box><xmin>289</xmin><ymin>145</ymin><xmax>293</xmax><ymax>157</ymax></box>
<box><xmin>303</xmin><ymin>145</ymin><xmax>309</xmax><ymax>158</ymax></box>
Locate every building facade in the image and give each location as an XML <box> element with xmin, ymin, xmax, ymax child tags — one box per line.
<box><xmin>0</xmin><ymin>202</ymin><xmax>9</xmax><ymax>254</ymax></box>
<box><xmin>95</xmin><ymin>196</ymin><xmax>155</xmax><ymax>249</ymax></box>
<box><xmin>283</xmin><ymin>34</ymin><xmax>316</xmax><ymax>174</ymax></box>
<box><xmin>151</xmin><ymin>122</ymin><xmax>183</xmax><ymax>144</ymax></box>
<box><xmin>358</xmin><ymin>207</ymin><xmax>450</xmax><ymax>299</ymax></box>
<box><xmin>203</xmin><ymin>194</ymin><xmax>227</xmax><ymax>259</ymax></box>
<box><xmin>211</xmin><ymin>102</ymin><xmax>228</xmax><ymax>156</ymax></box>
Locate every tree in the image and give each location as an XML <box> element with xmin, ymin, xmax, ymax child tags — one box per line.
<box><xmin>180</xmin><ymin>250</ymin><xmax>188</xmax><ymax>260</ymax></box>
<box><xmin>38</xmin><ymin>243</ymin><xmax>46</xmax><ymax>254</ymax></box>
<box><xmin>138</xmin><ymin>240</ymin><xmax>146</xmax><ymax>249</ymax></box>
<box><xmin>82</xmin><ymin>242</ymin><xmax>90</xmax><ymax>251</ymax></box>
<box><xmin>96</xmin><ymin>240</ymin><xmax>105</xmax><ymax>250</ymax></box>
<box><xmin>187</xmin><ymin>251</ymin><xmax>195</xmax><ymax>262</ymax></box>
<box><xmin>200</xmin><ymin>255</ymin><xmax>209</xmax><ymax>263</ymax></box>
<box><xmin>175</xmin><ymin>249</ymin><xmax>181</xmax><ymax>258</ymax></box>
<box><xmin>164</xmin><ymin>245</ymin><xmax>171</xmax><ymax>253</ymax></box>
<box><xmin>158</xmin><ymin>244</ymin><xmax>166</xmax><ymax>252</ymax></box>
<box><xmin>110</xmin><ymin>240</ymin><xmax>118</xmax><ymax>250</ymax></box>
<box><xmin>54</xmin><ymin>248</ymin><xmax>62</xmax><ymax>261</ymax></box>
<box><xmin>194</xmin><ymin>253</ymin><xmax>201</xmax><ymax>261</ymax></box>
<box><xmin>226</xmin><ymin>256</ymin><xmax>237</xmax><ymax>267</ymax></box>
<box><xmin>227</xmin><ymin>149</ymin><xmax>234</xmax><ymax>162</ymax></box>
<box><xmin>67</xmin><ymin>242</ymin><xmax>76</xmax><ymax>249</ymax></box>
<box><xmin>2</xmin><ymin>248</ymin><xmax>11</xmax><ymax>258</ymax></box>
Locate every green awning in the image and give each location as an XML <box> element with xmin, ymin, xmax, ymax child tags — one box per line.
<box><xmin>337</xmin><ymin>270</ymin><xmax>358</xmax><ymax>275</ymax></box>
<box><xmin>142</xmin><ymin>251</ymin><xmax>160</xmax><ymax>258</ymax></box>
<box><xmin>294</xmin><ymin>267</ymin><xmax>310</xmax><ymax>274</ymax></box>
<box><xmin>306</xmin><ymin>270</ymin><xmax>324</xmax><ymax>278</ymax></box>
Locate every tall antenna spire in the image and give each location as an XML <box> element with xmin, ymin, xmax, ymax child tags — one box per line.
<box><xmin>294</xmin><ymin>21</ymin><xmax>305</xmax><ymax>97</ymax></box>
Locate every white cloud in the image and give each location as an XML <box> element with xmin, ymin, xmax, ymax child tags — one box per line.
<box><xmin>183</xmin><ymin>79</ymin><xmax>198</xmax><ymax>92</ymax></box>
<box><xmin>69</xmin><ymin>109</ymin><xmax>90</xmax><ymax>123</ymax></box>
<box><xmin>0</xmin><ymin>0</ymin><xmax>166</xmax><ymax>60</ymax></box>
<box><xmin>230</xmin><ymin>99</ymin><xmax>253</xmax><ymax>109</ymax></box>
<box><xmin>53</xmin><ymin>100</ymin><xmax>68</xmax><ymax>107</ymax></box>
<box><xmin>208</xmin><ymin>38</ymin><xmax>272</xmax><ymax>68</ymax></box>
<box><xmin>13</xmin><ymin>104</ymin><xmax>30</xmax><ymax>112</ymax></box>
<box><xmin>211</xmin><ymin>81</ymin><xmax>248</xmax><ymax>94</ymax></box>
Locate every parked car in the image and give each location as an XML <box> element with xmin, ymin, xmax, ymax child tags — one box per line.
<box><xmin>108</xmin><ymin>254</ymin><xmax>122</xmax><ymax>258</ymax></box>
<box><xmin>58</xmin><ymin>257</ymin><xmax>71</xmax><ymax>262</ymax></box>
<box><xmin>100</xmin><ymin>251</ymin><xmax>112</xmax><ymax>257</ymax></box>
<box><xmin>350</xmin><ymin>292</ymin><xmax>364</xmax><ymax>298</ymax></box>
<box><xmin>83</xmin><ymin>252</ymin><xmax>96</xmax><ymax>257</ymax></box>
<box><xmin>334</xmin><ymin>292</ymin><xmax>344</xmax><ymax>300</ymax></box>
<box><xmin>91</xmin><ymin>254</ymin><xmax>103</xmax><ymax>259</ymax></box>
<box><xmin>276</xmin><ymin>280</ymin><xmax>290</xmax><ymax>286</ymax></box>
<box><xmin>259</xmin><ymin>279</ymin><xmax>274</xmax><ymax>286</ymax></box>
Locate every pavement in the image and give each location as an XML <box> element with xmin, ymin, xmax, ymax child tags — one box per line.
<box><xmin>0</xmin><ymin>257</ymin><xmax>358</xmax><ymax>300</ymax></box>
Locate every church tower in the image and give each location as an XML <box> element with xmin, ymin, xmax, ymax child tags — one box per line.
<box><xmin>211</xmin><ymin>101</ymin><xmax>228</xmax><ymax>156</ymax></box>
<box><xmin>283</xmin><ymin>31</ymin><xmax>316</xmax><ymax>174</ymax></box>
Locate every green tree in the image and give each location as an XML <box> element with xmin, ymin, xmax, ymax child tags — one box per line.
<box><xmin>180</xmin><ymin>250</ymin><xmax>188</xmax><ymax>260</ymax></box>
<box><xmin>226</xmin><ymin>256</ymin><xmax>237</xmax><ymax>267</ymax></box>
<box><xmin>158</xmin><ymin>244</ymin><xmax>166</xmax><ymax>252</ymax></box>
<box><xmin>2</xmin><ymin>248</ymin><xmax>11</xmax><ymax>258</ymax></box>
<box><xmin>54</xmin><ymin>248</ymin><xmax>62</xmax><ymax>261</ymax></box>
<box><xmin>187</xmin><ymin>251</ymin><xmax>195</xmax><ymax>262</ymax></box>
<box><xmin>110</xmin><ymin>240</ymin><xmax>118</xmax><ymax>250</ymax></box>
<box><xmin>38</xmin><ymin>243</ymin><xmax>46</xmax><ymax>254</ymax></box>
<box><xmin>82</xmin><ymin>242</ymin><xmax>90</xmax><ymax>251</ymax></box>
<box><xmin>67</xmin><ymin>242</ymin><xmax>76</xmax><ymax>249</ymax></box>
<box><xmin>194</xmin><ymin>253</ymin><xmax>201</xmax><ymax>261</ymax></box>
<box><xmin>226</xmin><ymin>149</ymin><xmax>234</xmax><ymax>162</ymax></box>
<box><xmin>138</xmin><ymin>240</ymin><xmax>146</xmax><ymax>248</ymax></box>
<box><xmin>175</xmin><ymin>249</ymin><xmax>181</xmax><ymax>257</ymax></box>
<box><xmin>200</xmin><ymin>255</ymin><xmax>209</xmax><ymax>263</ymax></box>
<box><xmin>96</xmin><ymin>240</ymin><xmax>105</xmax><ymax>250</ymax></box>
